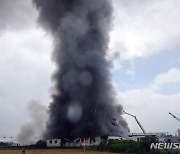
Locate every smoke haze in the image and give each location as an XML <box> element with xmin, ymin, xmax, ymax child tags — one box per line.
<box><xmin>0</xmin><ymin>0</ymin><xmax>37</xmax><ymax>33</ymax></box>
<box><xmin>33</xmin><ymin>0</ymin><xmax>128</xmax><ymax>139</ymax></box>
<box><xmin>17</xmin><ymin>100</ymin><xmax>48</xmax><ymax>145</ymax></box>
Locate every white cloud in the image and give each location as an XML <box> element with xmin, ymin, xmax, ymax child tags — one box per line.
<box><xmin>110</xmin><ymin>0</ymin><xmax>180</xmax><ymax>60</ymax></box>
<box><xmin>0</xmin><ymin>0</ymin><xmax>37</xmax><ymax>33</ymax></box>
<box><xmin>153</xmin><ymin>68</ymin><xmax>180</xmax><ymax>86</ymax></box>
<box><xmin>118</xmin><ymin>68</ymin><xmax>180</xmax><ymax>133</ymax></box>
<box><xmin>0</xmin><ymin>27</ymin><xmax>53</xmax><ymax>137</ymax></box>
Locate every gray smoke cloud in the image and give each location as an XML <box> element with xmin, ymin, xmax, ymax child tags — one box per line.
<box><xmin>17</xmin><ymin>100</ymin><xmax>48</xmax><ymax>145</ymax></box>
<box><xmin>33</xmin><ymin>0</ymin><xmax>128</xmax><ymax>139</ymax></box>
<box><xmin>0</xmin><ymin>0</ymin><xmax>37</xmax><ymax>33</ymax></box>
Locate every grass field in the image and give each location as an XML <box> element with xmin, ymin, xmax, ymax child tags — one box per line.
<box><xmin>0</xmin><ymin>149</ymin><xmax>118</xmax><ymax>154</ymax></box>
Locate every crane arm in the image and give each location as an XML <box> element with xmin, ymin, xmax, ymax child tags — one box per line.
<box><xmin>123</xmin><ymin>111</ymin><xmax>135</xmax><ymax>118</ymax></box>
<box><xmin>134</xmin><ymin>116</ymin><xmax>147</xmax><ymax>135</ymax></box>
<box><xmin>123</xmin><ymin>111</ymin><xmax>147</xmax><ymax>135</ymax></box>
<box><xmin>169</xmin><ymin>112</ymin><xmax>180</xmax><ymax>122</ymax></box>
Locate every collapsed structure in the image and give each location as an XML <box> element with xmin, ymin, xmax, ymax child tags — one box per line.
<box><xmin>47</xmin><ymin>137</ymin><xmax>102</xmax><ymax>147</ymax></box>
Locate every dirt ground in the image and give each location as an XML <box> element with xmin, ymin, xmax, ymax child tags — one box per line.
<box><xmin>0</xmin><ymin>149</ymin><xmax>118</xmax><ymax>154</ymax></box>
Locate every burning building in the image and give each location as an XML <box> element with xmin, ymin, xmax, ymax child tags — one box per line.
<box><xmin>33</xmin><ymin>0</ymin><xmax>128</xmax><ymax>140</ymax></box>
<box><xmin>46</xmin><ymin>137</ymin><xmax>101</xmax><ymax>148</ymax></box>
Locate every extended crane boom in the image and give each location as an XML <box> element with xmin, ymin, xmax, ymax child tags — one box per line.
<box><xmin>169</xmin><ymin>112</ymin><xmax>180</xmax><ymax>122</ymax></box>
<box><xmin>123</xmin><ymin>111</ymin><xmax>147</xmax><ymax>135</ymax></box>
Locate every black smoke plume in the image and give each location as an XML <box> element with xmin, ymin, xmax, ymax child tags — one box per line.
<box><xmin>33</xmin><ymin>0</ymin><xmax>128</xmax><ymax>139</ymax></box>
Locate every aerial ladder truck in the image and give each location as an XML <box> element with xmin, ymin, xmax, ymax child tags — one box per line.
<box><xmin>123</xmin><ymin>110</ymin><xmax>147</xmax><ymax>135</ymax></box>
<box><xmin>169</xmin><ymin>112</ymin><xmax>180</xmax><ymax>122</ymax></box>
<box><xmin>168</xmin><ymin>112</ymin><xmax>180</xmax><ymax>138</ymax></box>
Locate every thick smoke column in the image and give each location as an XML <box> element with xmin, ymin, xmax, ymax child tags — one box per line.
<box><xmin>33</xmin><ymin>0</ymin><xmax>128</xmax><ymax>139</ymax></box>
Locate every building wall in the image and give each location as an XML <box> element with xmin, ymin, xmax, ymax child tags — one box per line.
<box><xmin>47</xmin><ymin>139</ymin><xmax>61</xmax><ymax>147</ymax></box>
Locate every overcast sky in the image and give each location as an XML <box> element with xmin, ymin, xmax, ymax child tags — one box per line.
<box><xmin>0</xmin><ymin>0</ymin><xmax>180</xmax><ymax>138</ymax></box>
